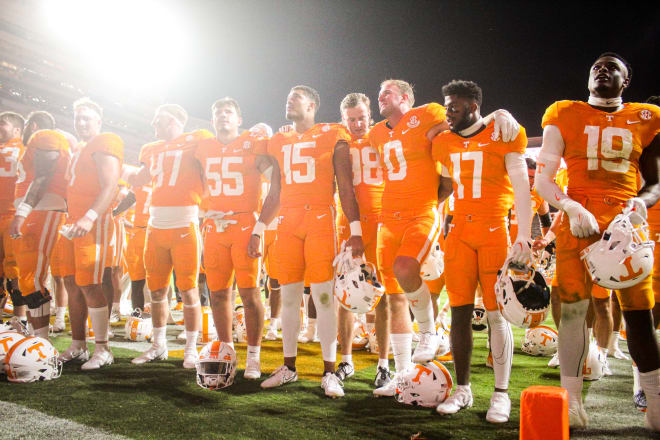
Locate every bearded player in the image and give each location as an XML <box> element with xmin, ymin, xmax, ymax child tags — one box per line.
<box><xmin>535</xmin><ymin>53</ymin><xmax>660</xmax><ymax>429</ymax></box>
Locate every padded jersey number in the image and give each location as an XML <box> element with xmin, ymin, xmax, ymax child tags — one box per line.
<box><xmin>584</xmin><ymin>125</ymin><xmax>633</xmax><ymax>173</ymax></box>
<box><xmin>383</xmin><ymin>140</ymin><xmax>406</xmax><ymax>181</ymax></box>
<box><xmin>150</xmin><ymin>150</ymin><xmax>183</xmax><ymax>188</ymax></box>
<box><xmin>204</xmin><ymin>157</ymin><xmax>244</xmax><ymax>196</ymax></box>
<box><xmin>350</xmin><ymin>146</ymin><xmax>382</xmax><ymax>186</ymax></box>
<box><xmin>449</xmin><ymin>151</ymin><xmax>483</xmax><ymax>199</ymax></box>
<box><xmin>0</xmin><ymin>146</ymin><xmax>20</xmax><ymax>178</ymax></box>
<box><xmin>282</xmin><ymin>142</ymin><xmax>315</xmax><ymax>184</ymax></box>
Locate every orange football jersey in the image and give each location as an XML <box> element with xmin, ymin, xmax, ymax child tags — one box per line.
<box><xmin>267</xmin><ymin>123</ymin><xmax>350</xmax><ymax>208</ymax></box>
<box><xmin>194</xmin><ymin>131</ymin><xmax>268</xmax><ymax>213</ymax></box>
<box><xmin>432</xmin><ymin>122</ymin><xmax>528</xmax><ymax>218</ymax></box>
<box><xmin>139</xmin><ymin>130</ymin><xmax>213</xmax><ymax>208</ymax></box>
<box><xmin>67</xmin><ymin>132</ymin><xmax>124</xmax><ymax>215</ymax></box>
<box><xmin>132</xmin><ymin>184</ymin><xmax>152</xmax><ymax>228</ymax></box>
<box><xmin>541</xmin><ymin>101</ymin><xmax>660</xmax><ymax>200</ymax></box>
<box><xmin>346</xmin><ymin>134</ymin><xmax>384</xmax><ymax>217</ymax></box>
<box><xmin>16</xmin><ymin>130</ymin><xmax>70</xmax><ymax>201</ymax></box>
<box><xmin>368</xmin><ymin>103</ymin><xmax>447</xmax><ymax>213</ymax></box>
<box><xmin>0</xmin><ymin>138</ymin><xmax>24</xmax><ymax>214</ymax></box>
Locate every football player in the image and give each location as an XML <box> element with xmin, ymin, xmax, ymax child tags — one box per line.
<box><xmin>62</xmin><ymin>99</ymin><xmax>123</xmax><ymax>369</ymax></box>
<box><xmin>368</xmin><ymin>79</ymin><xmax>520</xmax><ymax>397</ymax></box>
<box><xmin>432</xmin><ymin>80</ymin><xmax>531</xmax><ymax>423</ymax></box>
<box><xmin>0</xmin><ymin>111</ymin><xmax>25</xmax><ymax>323</ymax></box>
<box><xmin>248</xmin><ymin>85</ymin><xmax>364</xmax><ymax>398</ymax></box>
<box><xmin>194</xmin><ymin>97</ymin><xmax>271</xmax><ymax>380</ymax></box>
<box><xmin>128</xmin><ymin>104</ymin><xmax>213</xmax><ymax>369</ymax></box>
<box><xmin>9</xmin><ymin>111</ymin><xmax>71</xmax><ymax>340</ymax></box>
<box><xmin>334</xmin><ymin>93</ymin><xmax>391</xmax><ymax>387</ymax></box>
<box><xmin>534</xmin><ymin>53</ymin><xmax>660</xmax><ymax>429</ymax></box>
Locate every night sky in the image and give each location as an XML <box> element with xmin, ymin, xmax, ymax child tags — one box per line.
<box><xmin>160</xmin><ymin>1</ymin><xmax>659</xmax><ymax>136</ymax></box>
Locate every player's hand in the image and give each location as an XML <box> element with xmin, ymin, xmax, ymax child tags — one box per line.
<box><xmin>561</xmin><ymin>199</ymin><xmax>599</xmax><ymax>238</ymax></box>
<box><xmin>247</xmin><ymin>235</ymin><xmax>262</xmax><ymax>259</ymax></box>
<box><xmin>8</xmin><ymin>215</ymin><xmax>25</xmax><ymax>239</ymax></box>
<box><xmin>278</xmin><ymin>124</ymin><xmax>294</xmax><ymax>134</ymax></box>
<box><xmin>508</xmin><ymin>237</ymin><xmax>532</xmax><ymax>266</ymax></box>
<box><xmin>346</xmin><ymin>235</ymin><xmax>364</xmax><ymax>258</ymax></box>
<box><xmin>624</xmin><ymin>197</ymin><xmax>647</xmax><ymax>225</ymax></box>
<box><xmin>70</xmin><ymin>216</ymin><xmax>94</xmax><ymax>238</ymax></box>
<box><xmin>532</xmin><ymin>237</ymin><xmax>549</xmax><ymax>251</ymax></box>
<box><xmin>492</xmin><ymin>109</ymin><xmax>520</xmax><ymax>143</ymax></box>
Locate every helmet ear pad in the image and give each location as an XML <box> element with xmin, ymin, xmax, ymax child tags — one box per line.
<box><xmin>513</xmin><ymin>272</ymin><xmax>550</xmax><ymax>311</ymax></box>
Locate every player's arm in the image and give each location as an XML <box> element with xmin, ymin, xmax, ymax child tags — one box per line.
<box><xmin>112</xmin><ymin>190</ymin><xmax>136</xmax><ymax>217</ymax></box>
<box><xmin>627</xmin><ymin>133</ymin><xmax>660</xmax><ymax>223</ymax></box>
<box><xmin>70</xmin><ymin>152</ymin><xmax>121</xmax><ymax>238</ymax></box>
<box><xmin>125</xmin><ymin>163</ymin><xmax>151</xmax><ymax>188</ymax></box>
<box><xmin>9</xmin><ymin>149</ymin><xmax>60</xmax><ymax>238</ymax></box>
<box><xmin>256</xmin><ymin>154</ymin><xmax>273</xmax><ymax>182</ymax></box>
<box><xmin>533</xmin><ymin>211</ymin><xmax>562</xmax><ymax>251</ymax></box>
<box><xmin>247</xmin><ymin>155</ymin><xmax>281</xmax><ymax>258</ymax></box>
<box><xmin>426</xmin><ymin>121</ymin><xmax>450</xmax><ymax>141</ymax></box>
<box><xmin>537</xmin><ymin>201</ymin><xmax>551</xmax><ymax>236</ymax></box>
<box><xmin>534</xmin><ymin>124</ymin><xmax>599</xmax><ymax>238</ymax></box>
<box><xmin>334</xmin><ymin>140</ymin><xmax>365</xmax><ymax>257</ymax></box>
<box><xmin>505</xmin><ymin>152</ymin><xmax>533</xmax><ymax>265</ymax></box>
<box><xmin>437</xmin><ymin>166</ymin><xmax>454</xmax><ymax>203</ymax></box>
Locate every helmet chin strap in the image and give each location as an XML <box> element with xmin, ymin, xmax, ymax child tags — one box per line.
<box><xmin>588</xmin><ymin>95</ymin><xmax>623</xmax><ymax>108</ymax></box>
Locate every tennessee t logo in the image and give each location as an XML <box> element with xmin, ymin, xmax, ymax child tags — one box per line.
<box><xmin>620</xmin><ymin>256</ymin><xmax>643</xmax><ymax>281</ymax></box>
<box><xmin>27</xmin><ymin>341</ymin><xmax>47</xmax><ymax>359</ymax></box>
<box><xmin>537</xmin><ymin>162</ymin><xmax>546</xmax><ymax>173</ymax></box>
<box><xmin>411</xmin><ymin>364</ymin><xmax>432</xmax><ymax>384</ymax></box>
<box><xmin>541</xmin><ymin>333</ymin><xmax>553</xmax><ymax>346</ymax></box>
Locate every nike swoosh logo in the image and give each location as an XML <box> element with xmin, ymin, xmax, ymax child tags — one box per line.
<box><xmin>242</xmin><ymin>226</ymin><xmax>250</xmax><ymax>231</ymax></box>
<box><xmin>478</xmin><ymin>143</ymin><xmax>490</xmax><ymax>147</ymax></box>
<box><xmin>489</xmin><ymin>226</ymin><xmax>500</xmax><ymax>232</ymax></box>
<box><xmin>401</xmin><ymin>129</ymin><xmax>410</xmax><ymax>135</ymax></box>
<box><xmin>317</xmin><ymin>214</ymin><xmax>327</xmax><ymax>219</ymax></box>
<box><xmin>180</xmin><ymin>233</ymin><xmax>191</xmax><ymax>238</ymax></box>
<box><xmin>627</xmin><ymin>120</ymin><xmax>640</xmax><ymax>124</ymax></box>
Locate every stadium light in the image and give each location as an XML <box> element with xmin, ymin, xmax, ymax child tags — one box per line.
<box><xmin>41</xmin><ymin>0</ymin><xmax>189</xmax><ymax>95</ymax></box>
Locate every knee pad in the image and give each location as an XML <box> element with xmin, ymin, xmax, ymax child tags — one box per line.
<box><xmin>23</xmin><ymin>289</ymin><xmax>52</xmax><ymax>309</ymax></box>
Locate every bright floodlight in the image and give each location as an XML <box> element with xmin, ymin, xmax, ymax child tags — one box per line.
<box><xmin>41</xmin><ymin>0</ymin><xmax>189</xmax><ymax>94</ymax></box>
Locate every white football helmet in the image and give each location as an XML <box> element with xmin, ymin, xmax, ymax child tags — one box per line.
<box><xmin>472</xmin><ymin>307</ymin><xmax>488</xmax><ymax>331</ymax></box>
<box><xmin>421</xmin><ymin>242</ymin><xmax>444</xmax><ymax>280</ymax></box>
<box><xmin>200</xmin><ymin>306</ymin><xmax>217</xmax><ymax>344</ymax></box>
<box><xmin>124</xmin><ymin>309</ymin><xmax>153</xmax><ymax>342</ymax></box>
<box><xmin>4</xmin><ymin>336</ymin><xmax>62</xmax><ymax>383</ymax></box>
<box><xmin>195</xmin><ymin>341</ymin><xmax>237</xmax><ymax>390</ymax></box>
<box><xmin>521</xmin><ymin>325</ymin><xmax>558</xmax><ymax>356</ymax></box>
<box><xmin>0</xmin><ymin>330</ymin><xmax>25</xmax><ymax>368</ymax></box>
<box><xmin>582</xmin><ymin>343</ymin><xmax>604</xmax><ymax>381</ymax></box>
<box><xmin>395</xmin><ymin>360</ymin><xmax>453</xmax><ymax>407</ymax></box>
<box><xmin>495</xmin><ymin>259</ymin><xmax>551</xmax><ymax>328</ymax></box>
<box><xmin>334</xmin><ymin>245</ymin><xmax>384</xmax><ymax>314</ymax></box>
<box><xmin>232</xmin><ymin>306</ymin><xmax>246</xmax><ymax>343</ymax></box>
<box><xmin>580</xmin><ymin>211</ymin><xmax>654</xmax><ymax>289</ymax></box>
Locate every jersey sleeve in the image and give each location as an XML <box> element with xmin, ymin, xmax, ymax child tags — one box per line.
<box><xmin>639</xmin><ymin>104</ymin><xmax>660</xmax><ymax>148</ymax></box>
<box><xmin>505</xmin><ymin>125</ymin><xmax>527</xmax><ymax>155</ymax></box>
<box><xmin>334</xmin><ymin>125</ymin><xmax>351</xmax><ymax>143</ymax></box>
<box><xmin>88</xmin><ymin>133</ymin><xmax>124</xmax><ymax>162</ymax></box>
<box><xmin>28</xmin><ymin>130</ymin><xmax>68</xmax><ymax>152</ymax></box>
<box><xmin>252</xmin><ymin>136</ymin><xmax>269</xmax><ymax>155</ymax></box>
<box><xmin>431</xmin><ymin>133</ymin><xmax>447</xmax><ymax>165</ymax></box>
<box><xmin>423</xmin><ymin>103</ymin><xmax>447</xmax><ymax>131</ymax></box>
<box><xmin>541</xmin><ymin>101</ymin><xmax>565</xmax><ymax>129</ymax></box>
<box><xmin>194</xmin><ymin>129</ymin><xmax>215</xmax><ymax>141</ymax></box>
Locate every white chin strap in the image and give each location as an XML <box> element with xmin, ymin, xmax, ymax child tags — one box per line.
<box><xmin>459</xmin><ymin>117</ymin><xmax>484</xmax><ymax>137</ymax></box>
<box><xmin>587</xmin><ymin>96</ymin><xmax>623</xmax><ymax>108</ymax></box>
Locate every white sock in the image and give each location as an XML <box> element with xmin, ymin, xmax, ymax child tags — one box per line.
<box><xmin>390</xmin><ymin>333</ymin><xmax>412</xmax><ymax>373</ymax></box>
<box><xmin>306</xmin><ymin>318</ymin><xmax>317</xmax><ymax>334</ymax></box>
<box><xmin>247</xmin><ymin>345</ymin><xmax>260</xmax><ymax>360</ymax></box>
<box><xmin>487</xmin><ymin>310</ymin><xmax>513</xmax><ymax>390</ymax></box>
<box><xmin>561</xmin><ymin>375</ymin><xmax>584</xmax><ymax>405</ymax></box>
<box><xmin>341</xmin><ymin>354</ymin><xmax>353</xmax><ymax>364</ymax></box>
<box><xmin>72</xmin><ymin>339</ymin><xmax>87</xmax><ymax>350</ymax></box>
<box><xmin>281</xmin><ymin>282</ymin><xmax>304</xmax><ymax>358</ymax></box>
<box><xmin>152</xmin><ymin>326</ymin><xmax>167</xmax><ymax>347</ymax></box>
<box><xmin>185</xmin><ymin>331</ymin><xmax>198</xmax><ymax>352</ymax></box>
<box><xmin>633</xmin><ymin>365</ymin><xmax>642</xmax><ymax>393</ymax></box>
<box><xmin>558</xmin><ymin>299</ymin><xmax>590</xmax><ymax>377</ymax></box>
<box><xmin>311</xmin><ymin>281</ymin><xmax>337</xmax><ymax>363</ymax></box>
<box><xmin>269</xmin><ymin>317</ymin><xmax>279</xmax><ymax>330</ymax></box>
<box><xmin>608</xmin><ymin>331</ymin><xmax>620</xmax><ymax>352</ymax></box>
<box><xmin>88</xmin><ymin>306</ymin><xmax>109</xmax><ymax>345</ymax></box>
<box><xmin>56</xmin><ymin>307</ymin><xmax>66</xmax><ymax>321</ymax></box>
<box><xmin>378</xmin><ymin>358</ymin><xmax>389</xmax><ymax>369</ymax></box>
<box><xmin>34</xmin><ymin>326</ymin><xmax>49</xmax><ymax>339</ymax></box>
<box><xmin>640</xmin><ymin>368</ymin><xmax>660</xmax><ymax>426</ymax></box>
<box><xmin>406</xmin><ymin>282</ymin><xmax>435</xmax><ymax>334</ymax></box>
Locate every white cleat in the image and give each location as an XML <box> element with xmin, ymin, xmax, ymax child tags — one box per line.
<box><xmin>261</xmin><ymin>365</ymin><xmax>298</xmax><ymax>389</ymax></box>
<box><xmin>244</xmin><ymin>358</ymin><xmax>261</xmax><ymax>380</ymax></box>
<box><xmin>412</xmin><ymin>332</ymin><xmax>439</xmax><ymax>363</ymax></box>
<box><xmin>602</xmin><ymin>358</ymin><xmax>613</xmax><ymax>376</ymax></box>
<box><xmin>52</xmin><ymin>319</ymin><xmax>66</xmax><ymax>333</ymax></box>
<box><xmin>373</xmin><ymin>373</ymin><xmax>398</xmax><ymax>397</ymax></box>
<box><xmin>58</xmin><ymin>346</ymin><xmax>89</xmax><ymax>363</ymax></box>
<box><xmin>321</xmin><ymin>372</ymin><xmax>344</xmax><ymax>398</ymax></box>
<box><xmin>81</xmin><ymin>349</ymin><xmax>113</xmax><ymax>370</ymax></box>
<box><xmin>548</xmin><ymin>352</ymin><xmax>560</xmax><ymax>368</ymax></box>
<box><xmin>298</xmin><ymin>325</ymin><xmax>318</xmax><ymax>343</ymax></box>
<box><xmin>486</xmin><ymin>391</ymin><xmax>511</xmax><ymax>423</ymax></box>
<box><xmin>264</xmin><ymin>328</ymin><xmax>279</xmax><ymax>341</ymax></box>
<box><xmin>612</xmin><ymin>347</ymin><xmax>629</xmax><ymax>360</ymax></box>
<box><xmin>568</xmin><ymin>401</ymin><xmax>589</xmax><ymax>428</ymax></box>
<box><xmin>109</xmin><ymin>309</ymin><xmax>120</xmax><ymax>324</ymax></box>
<box><xmin>183</xmin><ymin>350</ymin><xmax>199</xmax><ymax>369</ymax></box>
<box><xmin>132</xmin><ymin>345</ymin><xmax>168</xmax><ymax>364</ymax></box>
<box><xmin>436</xmin><ymin>385</ymin><xmax>473</xmax><ymax>415</ymax></box>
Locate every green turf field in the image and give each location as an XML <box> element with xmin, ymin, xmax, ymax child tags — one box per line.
<box><xmin>2</xmin><ymin>318</ymin><xmax>658</xmax><ymax>440</ymax></box>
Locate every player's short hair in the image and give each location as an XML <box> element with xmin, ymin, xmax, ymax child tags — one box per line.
<box><xmin>441</xmin><ymin>80</ymin><xmax>483</xmax><ymax>107</ymax></box>
<box><xmin>0</xmin><ymin>111</ymin><xmax>25</xmax><ymax>133</ymax></box>
<box><xmin>595</xmin><ymin>52</ymin><xmax>632</xmax><ymax>82</ymax></box>
<box><xmin>646</xmin><ymin>96</ymin><xmax>660</xmax><ymax>106</ymax></box>
<box><xmin>212</xmin><ymin>97</ymin><xmax>241</xmax><ymax>118</ymax></box>
<box><xmin>73</xmin><ymin>97</ymin><xmax>103</xmax><ymax>119</ymax></box>
<box><xmin>340</xmin><ymin>93</ymin><xmax>371</xmax><ymax>114</ymax></box>
<box><xmin>525</xmin><ymin>157</ymin><xmax>537</xmax><ymax>170</ymax></box>
<box><xmin>25</xmin><ymin>111</ymin><xmax>55</xmax><ymax>130</ymax></box>
<box><xmin>381</xmin><ymin>79</ymin><xmax>415</xmax><ymax>107</ymax></box>
<box><xmin>291</xmin><ymin>85</ymin><xmax>320</xmax><ymax>114</ymax></box>
<box><xmin>155</xmin><ymin>104</ymin><xmax>188</xmax><ymax>127</ymax></box>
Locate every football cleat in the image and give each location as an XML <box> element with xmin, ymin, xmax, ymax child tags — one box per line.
<box><xmin>374</xmin><ymin>366</ymin><xmax>392</xmax><ymax>388</ymax></box>
<box><xmin>412</xmin><ymin>332</ymin><xmax>439</xmax><ymax>363</ymax></box>
<box><xmin>183</xmin><ymin>350</ymin><xmax>199</xmax><ymax>369</ymax></box>
<box><xmin>548</xmin><ymin>352</ymin><xmax>560</xmax><ymax>368</ymax></box>
<box><xmin>261</xmin><ymin>365</ymin><xmax>298</xmax><ymax>389</ymax></box>
<box><xmin>335</xmin><ymin>362</ymin><xmax>354</xmax><ymax>381</ymax></box>
<box><xmin>568</xmin><ymin>401</ymin><xmax>589</xmax><ymax>428</ymax></box>
<box><xmin>298</xmin><ymin>322</ymin><xmax>318</xmax><ymax>343</ymax></box>
<box><xmin>244</xmin><ymin>358</ymin><xmax>261</xmax><ymax>380</ymax></box>
<box><xmin>373</xmin><ymin>373</ymin><xmax>398</xmax><ymax>397</ymax></box>
<box><xmin>81</xmin><ymin>349</ymin><xmax>114</xmax><ymax>370</ymax></box>
<box><xmin>58</xmin><ymin>345</ymin><xmax>90</xmax><ymax>363</ymax></box>
<box><xmin>321</xmin><ymin>372</ymin><xmax>344</xmax><ymax>398</ymax></box>
<box><xmin>52</xmin><ymin>318</ymin><xmax>66</xmax><ymax>333</ymax></box>
<box><xmin>109</xmin><ymin>309</ymin><xmax>120</xmax><ymax>324</ymax></box>
<box><xmin>634</xmin><ymin>389</ymin><xmax>647</xmax><ymax>412</ymax></box>
<box><xmin>602</xmin><ymin>357</ymin><xmax>613</xmax><ymax>376</ymax></box>
<box><xmin>486</xmin><ymin>391</ymin><xmax>511</xmax><ymax>423</ymax></box>
<box><xmin>436</xmin><ymin>385</ymin><xmax>473</xmax><ymax>415</ymax></box>
<box><xmin>495</xmin><ymin>259</ymin><xmax>550</xmax><ymax>328</ymax></box>
<box><xmin>131</xmin><ymin>345</ymin><xmax>168</xmax><ymax>364</ymax></box>
<box><xmin>264</xmin><ymin>327</ymin><xmax>279</xmax><ymax>341</ymax></box>
<box><xmin>612</xmin><ymin>347</ymin><xmax>630</xmax><ymax>360</ymax></box>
